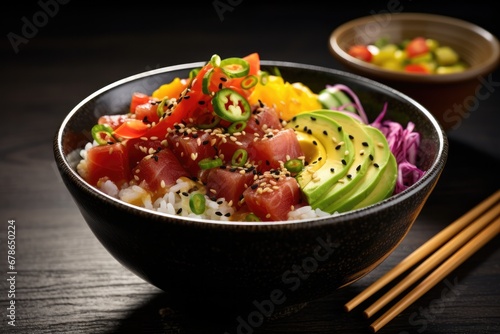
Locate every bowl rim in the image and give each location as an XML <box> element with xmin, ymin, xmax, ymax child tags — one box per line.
<box><xmin>54</xmin><ymin>60</ymin><xmax>448</xmax><ymax>228</ymax></box>
<box><xmin>329</xmin><ymin>12</ymin><xmax>500</xmax><ymax>83</ymax></box>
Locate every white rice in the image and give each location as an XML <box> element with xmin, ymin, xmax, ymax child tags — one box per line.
<box><xmin>77</xmin><ymin>142</ymin><xmax>332</xmax><ymax>221</ymax></box>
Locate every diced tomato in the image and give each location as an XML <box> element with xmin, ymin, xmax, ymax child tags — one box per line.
<box><xmin>404</xmin><ymin>63</ymin><xmax>430</xmax><ymax>74</ymax></box>
<box><xmin>347</xmin><ymin>45</ymin><xmax>373</xmax><ymax>62</ymax></box>
<box><xmin>85</xmin><ymin>143</ymin><xmax>130</xmax><ymax>187</ymax></box>
<box><xmin>134</xmin><ymin>148</ymin><xmax>189</xmax><ymax>192</ymax></box>
<box><xmin>405</xmin><ymin>37</ymin><xmax>429</xmax><ymax>58</ymax></box>
<box><xmin>98</xmin><ymin>114</ymin><xmax>132</xmax><ymax>130</ymax></box>
<box><xmin>205</xmin><ymin>168</ymin><xmax>255</xmax><ymax>205</ymax></box>
<box><xmin>248</xmin><ymin>128</ymin><xmax>304</xmax><ymax>172</ymax></box>
<box><xmin>134</xmin><ymin>100</ymin><xmax>160</xmax><ymax>124</ymax></box>
<box><xmin>130</xmin><ymin>92</ymin><xmax>151</xmax><ymax>113</ymax></box>
<box><xmin>243</xmin><ymin>176</ymin><xmax>301</xmax><ymax>221</ymax></box>
<box><xmin>166</xmin><ymin>130</ymin><xmax>218</xmax><ymax>177</ymax></box>
<box><xmin>245</xmin><ymin>106</ymin><xmax>282</xmax><ymax>135</ymax></box>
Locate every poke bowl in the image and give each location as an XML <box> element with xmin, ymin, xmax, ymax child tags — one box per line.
<box><xmin>53</xmin><ymin>53</ymin><xmax>448</xmax><ymax>316</ymax></box>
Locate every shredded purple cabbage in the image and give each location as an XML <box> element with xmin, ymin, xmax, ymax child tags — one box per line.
<box><xmin>325</xmin><ymin>84</ymin><xmax>425</xmax><ymax>194</ymax></box>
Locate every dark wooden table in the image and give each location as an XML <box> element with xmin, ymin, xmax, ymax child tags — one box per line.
<box><xmin>2</xmin><ymin>2</ymin><xmax>499</xmax><ymax>333</ymax></box>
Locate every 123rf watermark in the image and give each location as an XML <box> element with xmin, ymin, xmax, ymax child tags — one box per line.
<box><xmin>6</xmin><ymin>219</ymin><xmax>17</xmax><ymax>327</ymax></box>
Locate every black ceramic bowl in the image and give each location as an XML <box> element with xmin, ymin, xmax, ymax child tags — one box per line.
<box><xmin>53</xmin><ymin>60</ymin><xmax>447</xmax><ymax>316</ymax></box>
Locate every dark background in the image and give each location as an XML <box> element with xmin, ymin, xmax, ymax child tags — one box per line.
<box><xmin>1</xmin><ymin>1</ymin><xmax>499</xmax><ymax>333</ymax></box>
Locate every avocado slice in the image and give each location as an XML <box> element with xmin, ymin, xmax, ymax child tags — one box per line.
<box><xmin>325</xmin><ymin>125</ymin><xmax>396</xmax><ymax>213</ymax></box>
<box><xmin>352</xmin><ymin>153</ymin><xmax>397</xmax><ymax>210</ymax></box>
<box><xmin>285</xmin><ymin>112</ymin><xmax>354</xmax><ymax>204</ymax></box>
<box><xmin>310</xmin><ymin>110</ymin><xmax>375</xmax><ymax>212</ymax></box>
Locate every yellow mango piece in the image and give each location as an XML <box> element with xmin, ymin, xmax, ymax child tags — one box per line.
<box><xmin>248</xmin><ymin>75</ymin><xmax>321</xmax><ymax>121</ymax></box>
<box><xmin>152</xmin><ymin>77</ymin><xmax>189</xmax><ymax>99</ymax></box>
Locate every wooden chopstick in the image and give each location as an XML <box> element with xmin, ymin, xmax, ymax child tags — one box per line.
<box><xmin>344</xmin><ymin>189</ymin><xmax>500</xmax><ymax>332</ymax></box>
<box><xmin>364</xmin><ymin>200</ymin><xmax>500</xmax><ymax>318</ymax></box>
<box><xmin>370</xmin><ymin>215</ymin><xmax>500</xmax><ymax>332</ymax></box>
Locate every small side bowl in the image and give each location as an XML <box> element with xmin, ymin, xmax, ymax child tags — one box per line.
<box><xmin>329</xmin><ymin>12</ymin><xmax>500</xmax><ymax>131</ymax></box>
<box><xmin>53</xmin><ymin>60</ymin><xmax>448</xmax><ymax>314</ymax></box>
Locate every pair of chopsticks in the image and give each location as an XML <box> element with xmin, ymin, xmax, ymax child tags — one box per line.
<box><xmin>345</xmin><ymin>189</ymin><xmax>500</xmax><ymax>332</ymax></box>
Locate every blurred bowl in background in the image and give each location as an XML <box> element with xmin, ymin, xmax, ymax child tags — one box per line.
<box><xmin>329</xmin><ymin>12</ymin><xmax>500</xmax><ymax>131</ymax></box>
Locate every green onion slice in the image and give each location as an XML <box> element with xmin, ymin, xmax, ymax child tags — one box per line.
<box><xmin>220</xmin><ymin>57</ymin><xmax>250</xmax><ymax>78</ymax></box>
<box><xmin>212</xmin><ymin>88</ymin><xmax>251</xmax><ymax>122</ymax></box>
<box><xmin>202</xmin><ymin>68</ymin><xmax>214</xmax><ymax>95</ymax></box>
<box><xmin>284</xmin><ymin>159</ymin><xmax>304</xmax><ymax>173</ymax></box>
<box><xmin>91</xmin><ymin>124</ymin><xmax>116</xmax><ymax>145</ymax></box>
<box><xmin>244</xmin><ymin>213</ymin><xmax>260</xmax><ymax>222</ymax></box>
<box><xmin>198</xmin><ymin>157</ymin><xmax>223</xmax><ymax>170</ymax></box>
<box><xmin>189</xmin><ymin>68</ymin><xmax>200</xmax><ymax>81</ymax></box>
<box><xmin>259</xmin><ymin>71</ymin><xmax>269</xmax><ymax>85</ymax></box>
<box><xmin>241</xmin><ymin>75</ymin><xmax>258</xmax><ymax>90</ymax></box>
<box><xmin>189</xmin><ymin>193</ymin><xmax>206</xmax><ymax>215</ymax></box>
<box><xmin>210</xmin><ymin>54</ymin><xmax>222</xmax><ymax>68</ymax></box>
<box><xmin>227</xmin><ymin>120</ymin><xmax>247</xmax><ymax>134</ymax></box>
<box><xmin>156</xmin><ymin>97</ymin><xmax>169</xmax><ymax>117</ymax></box>
<box><xmin>231</xmin><ymin>149</ymin><xmax>248</xmax><ymax>167</ymax></box>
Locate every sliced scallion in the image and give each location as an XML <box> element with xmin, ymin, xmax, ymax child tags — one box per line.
<box><xmin>284</xmin><ymin>159</ymin><xmax>304</xmax><ymax>173</ymax></box>
<box><xmin>220</xmin><ymin>57</ymin><xmax>250</xmax><ymax>78</ymax></box>
<box><xmin>198</xmin><ymin>157</ymin><xmax>223</xmax><ymax>170</ymax></box>
<box><xmin>91</xmin><ymin>124</ymin><xmax>116</xmax><ymax>145</ymax></box>
<box><xmin>241</xmin><ymin>75</ymin><xmax>258</xmax><ymax>90</ymax></box>
<box><xmin>231</xmin><ymin>149</ymin><xmax>248</xmax><ymax>167</ymax></box>
<box><xmin>189</xmin><ymin>193</ymin><xmax>206</xmax><ymax>215</ymax></box>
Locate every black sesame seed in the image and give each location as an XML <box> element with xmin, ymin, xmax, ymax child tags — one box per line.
<box><xmin>310</xmin><ymin>116</ymin><xmax>316</xmax><ymax>121</ymax></box>
<box><xmin>341</xmin><ymin>159</ymin><xmax>347</xmax><ymax>165</ymax></box>
<box><xmin>349</xmin><ymin>134</ymin><xmax>354</xmax><ymax>140</ymax></box>
<box><xmin>356</xmin><ymin>164</ymin><xmax>361</xmax><ymax>171</ymax></box>
<box><xmin>307</xmin><ymin>129</ymin><xmax>312</xmax><ymax>135</ymax></box>
<box><xmin>176</xmin><ymin>208</ymin><xmax>183</xmax><ymax>214</ymax></box>
<box><xmin>362</xmin><ymin>142</ymin><xmax>369</xmax><ymax>147</ymax></box>
<box><xmin>347</xmin><ymin>174</ymin><xmax>352</xmax><ymax>179</ymax></box>
<box><xmin>323</xmin><ymin>130</ymin><xmax>328</xmax><ymax>135</ymax></box>
<box><xmin>369</xmin><ymin>154</ymin><xmax>374</xmax><ymax>161</ymax></box>
<box><xmin>330</xmin><ymin>168</ymin><xmax>335</xmax><ymax>173</ymax></box>
<box><xmin>215</xmin><ymin>211</ymin><xmax>223</xmax><ymax>216</ymax></box>
<box><xmin>153</xmin><ymin>155</ymin><xmax>159</xmax><ymax>162</ymax></box>
<box><xmin>374</xmin><ymin>163</ymin><xmax>380</xmax><ymax>168</ymax></box>
<box><xmin>313</xmin><ymin>140</ymin><xmax>318</xmax><ymax>146</ymax></box>
<box><xmin>338</xmin><ymin>126</ymin><xmax>342</xmax><ymax>132</ymax></box>
<box><xmin>335</xmin><ymin>144</ymin><xmax>341</xmax><ymax>150</ymax></box>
